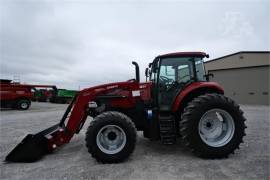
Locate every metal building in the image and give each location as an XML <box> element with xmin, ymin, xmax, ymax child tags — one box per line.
<box><xmin>204</xmin><ymin>51</ymin><xmax>270</xmax><ymax>105</ymax></box>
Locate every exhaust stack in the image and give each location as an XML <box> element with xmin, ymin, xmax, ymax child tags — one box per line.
<box><xmin>132</xmin><ymin>61</ymin><xmax>140</xmax><ymax>82</ymax></box>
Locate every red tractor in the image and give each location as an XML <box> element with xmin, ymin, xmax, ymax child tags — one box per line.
<box><xmin>0</xmin><ymin>79</ymin><xmax>57</xmax><ymax>110</ymax></box>
<box><xmin>6</xmin><ymin>52</ymin><xmax>246</xmax><ymax>163</ymax></box>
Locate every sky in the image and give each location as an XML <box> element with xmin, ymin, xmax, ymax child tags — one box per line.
<box><xmin>0</xmin><ymin>0</ymin><xmax>269</xmax><ymax>90</ymax></box>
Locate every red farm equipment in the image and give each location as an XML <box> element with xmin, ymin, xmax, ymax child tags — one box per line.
<box><xmin>0</xmin><ymin>80</ymin><xmax>57</xmax><ymax>110</ymax></box>
<box><xmin>32</xmin><ymin>88</ymin><xmax>55</xmax><ymax>102</ymax></box>
<box><xmin>5</xmin><ymin>52</ymin><xmax>246</xmax><ymax>163</ymax></box>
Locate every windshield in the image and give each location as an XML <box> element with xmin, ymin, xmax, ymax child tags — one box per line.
<box><xmin>158</xmin><ymin>57</ymin><xmax>206</xmax><ymax>85</ymax></box>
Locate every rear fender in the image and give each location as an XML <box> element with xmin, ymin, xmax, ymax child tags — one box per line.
<box><xmin>172</xmin><ymin>82</ymin><xmax>224</xmax><ymax>112</ymax></box>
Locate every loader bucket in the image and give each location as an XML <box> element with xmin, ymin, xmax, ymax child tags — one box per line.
<box><xmin>5</xmin><ymin>124</ymin><xmax>59</xmax><ymax>162</ymax></box>
<box><xmin>5</xmin><ymin>95</ymin><xmax>77</xmax><ymax>163</ymax></box>
<box><xmin>5</xmin><ymin>134</ymin><xmax>48</xmax><ymax>162</ymax></box>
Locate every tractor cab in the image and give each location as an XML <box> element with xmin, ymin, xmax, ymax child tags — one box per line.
<box><xmin>147</xmin><ymin>52</ymin><xmax>209</xmax><ymax>111</ymax></box>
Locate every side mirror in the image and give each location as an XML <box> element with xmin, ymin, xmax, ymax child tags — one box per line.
<box><xmin>152</xmin><ymin>58</ymin><xmax>158</xmax><ymax>73</ymax></box>
<box><xmin>145</xmin><ymin>68</ymin><xmax>149</xmax><ymax>81</ymax></box>
<box><xmin>145</xmin><ymin>68</ymin><xmax>149</xmax><ymax>77</ymax></box>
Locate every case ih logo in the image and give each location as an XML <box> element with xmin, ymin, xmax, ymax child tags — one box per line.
<box><xmin>106</xmin><ymin>85</ymin><xmax>118</xmax><ymax>90</ymax></box>
<box><xmin>94</xmin><ymin>88</ymin><xmax>105</xmax><ymax>92</ymax></box>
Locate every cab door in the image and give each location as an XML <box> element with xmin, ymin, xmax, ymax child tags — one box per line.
<box><xmin>158</xmin><ymin>57</ymin><xmax>194</xmax><ymax>111</ymax></box>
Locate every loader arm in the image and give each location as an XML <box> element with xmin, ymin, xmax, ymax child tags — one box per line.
<box><xmin>45</xmin><ymin>91</ymin><xmax>91</xmax><ymax>153</ymax></box>
<box><xmin>48</xmin><ymin>84</ymin><xmax>131</xmax><ymax>152</ymax></box>
<box><xmin>63</xmin><ymin>80</ymin><xmax>140</xmax><ymax>138</ymax></box>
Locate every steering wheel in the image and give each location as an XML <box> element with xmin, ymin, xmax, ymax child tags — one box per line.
<box><xmin>161</xmin><ymin>75</ymin><xmax>191</xmax><ymax>92</ymax></box>
<box><xmin>159</xmin><ymin>76</ymin><xmax>176</xmax><ymax>92</ymax></box>
<box><xmin>159</xmin><ymin>76</ymin><xmax>173</xmax><ymax>84</ymax></box>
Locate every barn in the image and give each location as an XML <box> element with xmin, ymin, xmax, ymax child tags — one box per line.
<box><xmin>204</xmin><ymin>51</ymin><xmax>270</xmax><ymax>105</ymax></box>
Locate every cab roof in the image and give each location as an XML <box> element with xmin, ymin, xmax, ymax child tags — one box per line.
<box><xmin>157</xmin><ymin>52</ymin><xmax>209</xmax><ymax>58</ymax></box>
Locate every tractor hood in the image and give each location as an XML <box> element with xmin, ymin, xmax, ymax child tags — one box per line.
<box><xmin>80</xmin><ymin>80</ymin><xmax>151</xmax><ymax>99</ymax></box>
<box><xmin>81</xmin><ymin>81</ymin><xmax>138</xmax><ymax>93</ymax></box>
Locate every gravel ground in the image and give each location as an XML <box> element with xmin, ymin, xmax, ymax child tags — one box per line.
<box><xmin>0</xmin><ymin>102</ymin><xmax>269</xmax><ymax>180</ymax></box>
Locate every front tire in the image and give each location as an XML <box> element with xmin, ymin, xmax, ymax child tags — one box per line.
<box><xmin>17</xmin><ymin>99</ymin><xmax>31</xmax><ymax>110</ymax></box>
<box><xmin>179</xmin><ymin>93</ymin><xmax>247</xmax><ymax>158</ymax></box>
<box><xmin>85</xmin><ymin>111</ymin><xmax>137</xmax><ymax>163</ymax></box>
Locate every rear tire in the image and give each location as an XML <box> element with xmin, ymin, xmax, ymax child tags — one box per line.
<box><xmin>17</xmin><ymin>99</ymin><xmax>31</xmax><ymax>110</ymax></box>
<box><xmin>179</xmin><ymin>93</ymin><xmax>246</xmax><ymax>158</ymax></box>
<box><xmin>85</xmin><ymin>111</ymin><xmax>137</xmax><ymax>163</ymax></box>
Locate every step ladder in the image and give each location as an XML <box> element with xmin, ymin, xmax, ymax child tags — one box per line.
<box><xmin>159</xmin><ymin>115</ymin><xmax>176</xmax><ymax>145</ymax></box>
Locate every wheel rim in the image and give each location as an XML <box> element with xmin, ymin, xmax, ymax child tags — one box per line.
<box><xmin>198</xmin><ymin>108</ymin><xmax>235</xmax><ymax>147</ymax></box>
<box><xmin>96</xmin><ymin>125</ymin><xmax>127</xmax><ymax>154</ymax></box>
<box><xmin>21</xmin><ymin>102</ymin><xmax>28</xmax><ymax>109</ymax></box>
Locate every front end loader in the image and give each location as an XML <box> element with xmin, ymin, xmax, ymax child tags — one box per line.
<box><xmin>5</xmin><ymin>52</ymin><xmax>246</xmax><ymax>163</ymax></box>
